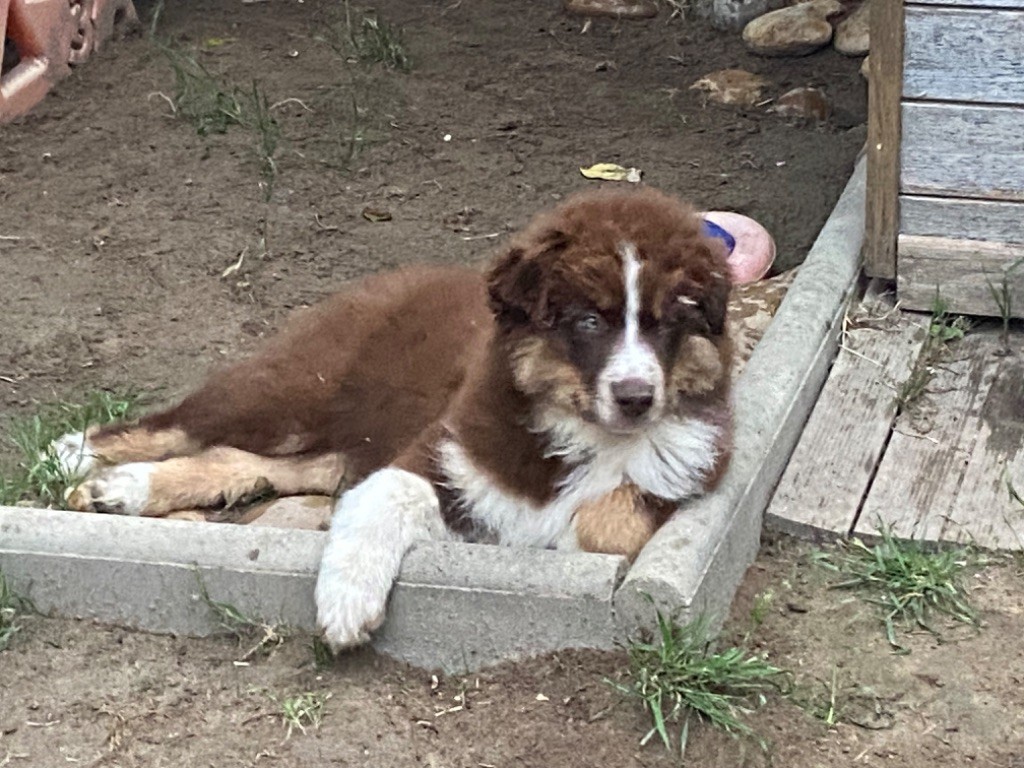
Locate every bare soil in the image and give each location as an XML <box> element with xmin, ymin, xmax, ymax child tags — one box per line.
<box><xmin>5</xmin><ymin>1</ymin><xmax>986</xmax><ymax>766</ymax></box>
<box><xmin>2</xmin><ymin>536</ymin><xmax>1022</xmax><ymax>767</ymax></box>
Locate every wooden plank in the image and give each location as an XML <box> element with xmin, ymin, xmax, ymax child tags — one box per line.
<box><xmin>767</xmin><ymin>299</ymin><xmax>926</xmax><ymax>539</ymax></box>
<box><xmin>855</xmin><ymin>332</ymin><xmax>998</xmax><ymax>542</ymax></box>
<box><xmin>901</xmin><ymin>103</ymin><xmax>1024</xmax><ymax>202</ymax></box>
<box><xmin>897</xmin><ymin>234</ymin><xmax>1024</xmax><ymax>317</ymax></box>
<box><xmin>943</xmin><ymin>333</ymin><xmax>1024</xmax><ymax>549</ymax></box>
<box><xmin>901</xmin><ymin>195</ymin><xmax>1024</xmax><ymax>244</ymax></box>
<box><xmin>864</xmin><ymin>0</ymin><xmax>904</xmax><ymax>279</ymax></box>
<box><xmin>904</xmin><ymin>7</ymin><xmax>1024</xmax><ymax>105</ymax></box>
<box><xmin>909</xmin><ymin>0</ymin><xmax>1024</xmax><ymax>7</ymax></box>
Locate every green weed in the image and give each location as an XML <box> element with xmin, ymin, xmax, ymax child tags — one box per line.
<box><xmin>814</xmin><ymin>526</ymin><xmax>980</xmax><ymax>651</ymax></box>
<box><xmin>611</xmin><ymin>610</ymin><xmax>789</xmax><ymax>756</ymax></box>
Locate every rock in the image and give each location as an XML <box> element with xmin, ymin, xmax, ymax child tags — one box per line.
<box><xmin>705</xmin><ymin>0</ymin><xmax>788</xmax><ymax>31</ymax></box>
<box><xmin>770</xmin><ymin>86</ymin><xmax>831</xmax><ymax>121</ymax></box>
<box><xmin>240</xmin><ymin>495</ymin><xmax>333</xmax><ymax>530</ymax></box>
<box><xmin>564</xmin><ymin>0</ymin><xmax>658</xmax><ymax>18</ymax></box>
<box><xmin>860</xmin><ymin>54</ymin><xmax>870</xmax><ymax>80</ymax></box>
<box><xmin>834</xmin><ymin>0</ymin><xmax>870</xmax><ymax>56</ymax></box>
<box><xmin>742</xmin><ymin>0</ymin><xmax>842</xmax><ymax>57</ymax></box>
<box><xmin>690</xmin><ymin>69</ymin><xmax>770</xmax><ymax>107</ymax></box>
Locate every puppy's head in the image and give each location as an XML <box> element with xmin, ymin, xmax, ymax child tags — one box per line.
<box><xmin>488</xmin><ymin>187</ymin><xmax>732</xmax><ymax>435</ymax></box>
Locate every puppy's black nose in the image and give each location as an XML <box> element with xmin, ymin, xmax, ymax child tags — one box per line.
<box><xmin>611</xmin><ymin>378</ymin><xmax>655</xmax><ymax>418</ymax></box>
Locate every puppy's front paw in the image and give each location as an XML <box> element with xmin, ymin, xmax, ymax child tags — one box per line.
<box><xmin>65</xmin><ymin>463</ymin><xmax>155</xmax><ymax>515</ymax></box>
<box><xmin>315</xmin><ymin>560</ymin><xmax>391</xmax><ymax>652</ymax></box>
<box><xmin>50</xmin><ymin>431</ymin><xmax>98</xmax><ymax>478</ymax></box>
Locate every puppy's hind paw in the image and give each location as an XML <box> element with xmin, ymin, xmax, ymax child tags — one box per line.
<box><xmin>50</xmin><ymin>431</ymin><xmax>98</xmax><ymax>478</ymax></box>
<box><xmin>65</xmin><ymin>463</ymin><xmax>155</xmax><ymax>515</ymax></box>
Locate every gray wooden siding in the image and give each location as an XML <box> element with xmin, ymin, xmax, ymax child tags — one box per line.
<box><xmin>904</xmin><ymin>7</ymin><xmax>1024</xmax><ymax>105</ymax></box>
<box><xmin>901</xmin><ymin>196</ymin><xmax>1024</xmax><ymax>243</ymax></box>
<box><xmin>901</xmin><ymin>103</ymin><xmax>1024</xmax><ymax>201</ymax></box>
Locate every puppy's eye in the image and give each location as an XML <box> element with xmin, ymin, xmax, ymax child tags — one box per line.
<box><xmin>575</xmin><ymin>313</ymin><xmax>605</xmax><ymax>334</ymax></box>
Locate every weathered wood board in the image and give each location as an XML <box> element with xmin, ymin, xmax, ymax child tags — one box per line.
<box><xmin>901</xmin><ymin>196</ymin><xmax>1024</xmax><ymax>245</ymax></box>
<box><xmin>854</xmin><ymin>331</ymin><xmax>1024</xmax><ymax>547</ymax></box>
<box><xmin>766</xmin><ymin>302</ymin><xmax>926</xmax><ymax>539</ymax></box>
<box><xmin>901</xmin><ymin>103</ymin><xmax>1024</xmax><ymax>202</ymax></box>
<box><xmin>904</xmin><ymin>6</ymin><xmax>1024</xmax><ymax>105</ymax></box>
<box><xmin>864</xmin><ymin>0</ymin><xmax>904</xmax><ymax>279</ymax></box>
<box><xmin>897</xmin><ymin>234</ymin><xmax>1024</xmax><ymax>317</ymax></box>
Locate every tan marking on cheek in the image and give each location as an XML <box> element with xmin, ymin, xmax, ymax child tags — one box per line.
<box><xmin>510</xmin><ymin>338</ymin><xmax>592</xmax><ymax>415</ymax></box>
<box><xmin>573</xmin><ymin>484</ymin><xmax>657</xmax><ymax>561</ymax></box>
<box><xmin>87</xmin><ymin>426</ymin><xmax>201</xmax><ymax>465</ymax></box>
<box><xmin>670</xmin><ymin>336</ymin><xmax>726</xmax><ymax>396</ymax></box>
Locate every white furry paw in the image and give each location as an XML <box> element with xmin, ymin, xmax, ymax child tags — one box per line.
<box><xmin>314</xmin><ymin>559</ymin><xmax>391</xmax><ymax>652</ymax></box>
<box><xmin>50</xmin><ymin>431</ymin><xmax>97</xmax><ymax>477</ymax></box>
<box><xmin>65</xmin><ymin>463</ymin><xmax>155</xmax><ymax>515</ymax></box>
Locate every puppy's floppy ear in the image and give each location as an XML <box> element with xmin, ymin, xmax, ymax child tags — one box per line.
<box><xmin>699</xmin><ymin>268</ymin><xmax>732</xmax><ymax>337</ymax></box>
<box><xmin>486</xmin><ymin>228</ymin><xmax>568</xmax><ymax>326</ymax></box>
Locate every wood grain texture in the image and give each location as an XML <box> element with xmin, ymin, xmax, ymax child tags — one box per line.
<box><xmin>766</xmin><ymin>300</ymin><xmax>925</xmax><ymax>539</ymax></box>
<box><xmin>855</xmin><ymin>331</ymin><xmax>1024</xmax><ymax>549</ymax></box>
<box><xmin>854</xmin><ymin>333</ymin><xmax>997</xmax><ymax>541</ymax></box>
<box><xmin>901</xmin><ymin>195</ymin><xmax>1024</xmax><ymax>244</ymax></box>
<box><xmin>864</xmin><ymin>0</ymin><xmax>904</xmax><ymax>279</ymax></box>
<box><xmin>897</xmin><ymin>234</ymin><xmax>1024</xmax><ymax>317</ymax></box>
<box><xmin>904</xmin><ymin>7</ymin><xmax>1024</xmax><ymax>105</ymax></box>
<box><xmin>901</xmin><ymin>102</ymin><xmax>1024</xmax><ymax>201</ymax></box>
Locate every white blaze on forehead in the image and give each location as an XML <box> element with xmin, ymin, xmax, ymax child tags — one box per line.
<box><xmin>593</xmin><ymin>242</ymin><xmax>667</xmax><ymax>429</ymax></box>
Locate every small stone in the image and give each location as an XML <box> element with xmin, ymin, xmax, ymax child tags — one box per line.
<box><xmin>241</xmin><ymin>495</ymin><xmax>333</xmax><ymax>530</ymax></box>
<box><xmin>770</xmin><ymin>86</ymin><xmax>831</xmax><ymax>121</ymax></box>
<box><xmin>564</xmin><ymin>0</ymin><xmax>658</xmax><ymax>19</ymax></box>
<box><xmin>690</xmin><ymin>69</ymin><xmax>770</xmax><ymax>107</ymax></box>
<box><xmin>742</xmin><ymin>0</ymin><xmax>842</xmax><ymax>57</ymax></box>
<box><xmin>834</xmin><ymin>0</ymin><xmax>870</xmax><ymax>56</ymax></box>
<box><xmin>860</xmin><ymin>55</ymin><xmax>870</xmax><ymax>80</ymax></box>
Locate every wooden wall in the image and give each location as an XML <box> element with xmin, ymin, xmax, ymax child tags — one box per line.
<box><xmin>894</xmin><ymin>0</ymin><xmax>1024</xmax><ymax>317</ymax></box>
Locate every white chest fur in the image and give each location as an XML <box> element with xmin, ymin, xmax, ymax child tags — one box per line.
<box><xmin>437</xmin><ymin>415</ymin><xmax>722</xmax><ymax>550</ymax></box>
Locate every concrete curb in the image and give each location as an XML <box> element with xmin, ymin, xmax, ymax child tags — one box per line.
<box><xmin>0</xmin><ymin>158</ymin><xmax>865</xmax><ymax>670</ymax></box>
<box><xmin>614</xmin><ymin>157</ymin><xmax>866</xmax><ymax>636</ymax></box>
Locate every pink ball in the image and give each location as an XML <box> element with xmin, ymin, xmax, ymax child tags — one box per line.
<box><xmin>701</xmin><ymin>211</ymin><xmax>776</xmax><ymax>284</ymax></box>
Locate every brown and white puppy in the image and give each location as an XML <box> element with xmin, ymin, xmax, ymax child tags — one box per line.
<box><xmin>53</xmin><ymin>186</ymin><xmax>733</xmax><ymax>650</ymax></box>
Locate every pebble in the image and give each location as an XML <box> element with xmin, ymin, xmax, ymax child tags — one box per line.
<box><xmin>742</xmin><ymin>0</ymin><xmax>842</xmax><ymax>57</ymax></box>
<box><xmin>564</xmin><ymin>0</ymin><xmax>658</xmax><ymax>19</ymax></box>
<box><xmin>834</xmin><ymin>0</ymin><xmax>870</xmax><ymax>56</ymax></box>
<box><xmin>770</xmin><ymin>86</ymin><xmax>831</xmax><ymax>121</ymax></box>
<box><xmin>690</xmin><ymin>69</ymin><xmax>770</xmax><ymax>107</ymax></box>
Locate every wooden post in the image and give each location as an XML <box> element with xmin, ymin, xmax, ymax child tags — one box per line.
<box><xmin>864</xmin><ymin>0</ymin><xmax>904</xmax><ymax>280</ymax></box>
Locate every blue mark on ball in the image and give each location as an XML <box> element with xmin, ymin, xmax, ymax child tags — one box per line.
<box><xmin>701</xmin><ymin>219</ymin><xmax>736</xmax><ymax>256</ymax></box>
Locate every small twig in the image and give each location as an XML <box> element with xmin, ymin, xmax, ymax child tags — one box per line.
<box><xmin>460</xmin><ymin>232</ymin><xmax>501</xmax><ymax>241</ymax></box>
<box><xmin>891</xmin><ymin>428</ymin><xmax>941</xmax><ymax>445</ymax></box>
<box><xmin>270</xmin><ymin>97</ymin><xmax>313</xmax><ymax>112</ymax></box>
<box><xmin>147</xmin><ymin>91</ymin><xmax>177</xmax><ymax>116</ymax></box>
<box><xmin>838</xmin><ymin>344</ymin><xmax>885</xmax><ymax>369</ymax></box>
<box><xmin>0</xmin><ymin>235</ymin><xmax>22</xmax><ymax>241</ymax></box>
<box><xmin>313</xmin><ymin>213</ymin><xmax>339</xmax><ymax>232</ymax></box>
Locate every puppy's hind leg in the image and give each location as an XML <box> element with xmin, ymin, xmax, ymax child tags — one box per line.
<box><xmin>315</xmin><ymin>468</ymin><xmax>452</xmax><ymax>651</ymax></box>
<box><xmin>67</xmin><ymin>447</ymin><xmax>348</xmax><ymax>517</ymax></box>
<box><xmin>52</xmin><ymin>419</ymin><xmax>202</xmax><ymax>480</ymax></box>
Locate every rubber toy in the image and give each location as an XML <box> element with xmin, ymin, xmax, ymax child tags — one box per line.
<box><xmin>701</xmin><ymin>211</ymin><xmax>776</xmax><ymax>284</ymax></box>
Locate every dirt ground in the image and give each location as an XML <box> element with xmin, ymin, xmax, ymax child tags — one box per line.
<box><xmin>0</xmin><ymin>0</ymin><xmax>865</xmax><ymax>435</ymax></box>
<box><xmin>1</xmin><ymin>535</ymin><xmax>1021</xmax><ymax>767</ymax></box>
<box><xmin>0</xmin><ymin>0</ymin><xmax>943</xmax><ymax>765</ymax></box>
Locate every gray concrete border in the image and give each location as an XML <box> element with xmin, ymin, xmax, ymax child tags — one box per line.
<box><xmin>0</xmin><ymin>157</ymin><xmax>865</xmax><ymax>670</ymax></box>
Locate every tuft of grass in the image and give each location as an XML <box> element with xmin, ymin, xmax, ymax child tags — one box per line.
<box><xmin>344</xmin><ymin>2</ymin><xmax>410</xmax><ymax>72</ymax></box>
<box><xmin>791</xmin><ymin>666</ymin><xmax>895</xmax><ymax>731</ymax></box>
<box><xmin>277</xmin><ymin>691</ymin><xmax>331</xmax><ymax>738</ymax></box>
<box><xmin>0</xmin><ymin>390</ymin><xmax>143</xmax><ymax>508</ymax></box>
<box><xmin>814</xmin><ymin>526</ymin><xmax>980</xmax><ymax>651</ymax></box>
<box><xmin>610</xmin><ymin>610</ymin><xmax>789</xmax><ymax>756</ymax></box>
<box><xmin>896</xmin><ymin>294</ymin><xmax>970</xmax><ymax>412</ymax></box>
<box><xmin>160</xmin><ymin>46</ymin><xmax>281</xmax><ymax>197</ymax></box>
<box><xmin>0</xmin><ymin>568</ymin><xmax>32</xmax><ymax>651</ymax></box>
<box><xmin>987</xmin><ymin>256</ymin><xmax>1021</xmax><ymax>353</ymax></box>
<box><xmin>194</xmin><ymin>570</ymin><xmax>288</xmax><ymax>660</ymax></box>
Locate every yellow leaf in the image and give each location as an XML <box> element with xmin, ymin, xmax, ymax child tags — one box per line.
<box><xmin>579</xmin><ymin>163</ymin><xmax>642</xmax><ymax>183</ymax></box>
